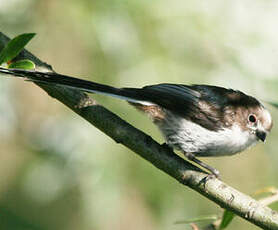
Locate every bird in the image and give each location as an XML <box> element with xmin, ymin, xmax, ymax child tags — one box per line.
<box><xmin>0</xmin><ymin>67</ymin><xmax>273</xmax><ymax>177</ymax></box>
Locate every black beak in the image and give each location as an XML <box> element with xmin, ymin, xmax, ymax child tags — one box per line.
<box><xmin>256</xmin><ymin>130</ymin><xmax>266</xmax><ymax>142</ymax></box>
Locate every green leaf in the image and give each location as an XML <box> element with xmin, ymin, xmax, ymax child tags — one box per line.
<box><xmin>219</xmin><ymin>210</ymin><xmax>235</xmax><ymax>229</ymax></box>
<box><xmin>0</xmin><ymin>33</ymin><xmax>36</xmax><ymax>64</ymax></box>
<box><xmin>174</xmin><ymin>215</ymin><xmax>218</xmax><ymax>225</ymax></box>
<box><xmin>269</xmin><ymin>102</ymin><xmax>278</xmax><ymax>109</ymax></box>
<box><xmin>8</xmin><ymin>59</ymin><xmax>35</xmax><ymax>70</ymax></box>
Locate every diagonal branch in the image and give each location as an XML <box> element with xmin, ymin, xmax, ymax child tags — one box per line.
<box><xmin>0</xmin><ymin>32</ymin><xmax>277</xmax><ymax>230</ymax></box>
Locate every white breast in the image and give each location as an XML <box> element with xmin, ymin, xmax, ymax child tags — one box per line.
<box><xmin>156</xmin><ymin>112</ymin><xmax>258</xmax><ymax>157</ymax></box>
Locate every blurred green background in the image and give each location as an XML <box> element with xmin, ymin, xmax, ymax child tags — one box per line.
<box><xmin>1</xmin><ymin>0</ymin><xmax>278</xmax><ymax>229</ymax></box>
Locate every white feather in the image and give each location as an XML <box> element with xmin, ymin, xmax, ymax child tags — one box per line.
<box><xmin>157</xmin><ymin>111</ymin><xmax>258</xmax><ymax>157</ymax></box>
<box><xmin>92</xmin><ymin>91</ymin><xmax>155</xmax><ymax>105</ymax></box>
<box><xmin>49</xmin><ymin>84</ymin><xmax>156</xmax><ymax>106</ymax></box>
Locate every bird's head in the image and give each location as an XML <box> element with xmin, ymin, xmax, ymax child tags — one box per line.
<box><xmin>245</xmin><ymin>105</ymin><xmax>273</xmax><ymax>142</ymax></box>
<box><xmin>224</xmin><ymin>91</ymin><xmax>273</xmax><ymax>143</ymax></box>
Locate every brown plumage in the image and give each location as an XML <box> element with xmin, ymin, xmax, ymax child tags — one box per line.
<box><xmin>0</xmin><ymin>67</ymin><xmax>273</xmax><ymax>176</ymax></box>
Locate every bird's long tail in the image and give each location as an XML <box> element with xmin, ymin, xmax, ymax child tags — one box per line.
<box><xmin>0</xmin><ymin>67</ymin><xmax>153</xmax><ymax>105</ymax></box>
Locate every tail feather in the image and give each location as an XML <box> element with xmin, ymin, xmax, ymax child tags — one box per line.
<box><xmin>0</xmin><ymin>67</ymin><xmax>154</xmax><ymax>105</ymax></box>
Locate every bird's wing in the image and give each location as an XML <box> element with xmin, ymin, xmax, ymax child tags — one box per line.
<box><xmin>125</xmin><ymin>84</ymin><xmax>227</xmax><ymax>131</ymax></box>
<box><xmin>0</xmin><ymin>67</ymin><xmax>229</xmax><ymax>131</ymax></box>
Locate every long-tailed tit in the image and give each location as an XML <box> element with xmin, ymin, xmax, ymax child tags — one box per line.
<box><xmin>0</xmin><ymin>67</ymin><xmax>273</xmax><ymax>177</ymax></box>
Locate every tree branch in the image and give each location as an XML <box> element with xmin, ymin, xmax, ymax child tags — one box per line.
<box><xmin>1</xmin><ymin>32</ymin><xmax>277</xmax><ymax>229</ymax></box>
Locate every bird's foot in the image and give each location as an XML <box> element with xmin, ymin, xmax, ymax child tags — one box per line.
<box><xmin>184</xmin><ymin>152</ymin><xmax>220</xmax><ymax>179</ymax></box>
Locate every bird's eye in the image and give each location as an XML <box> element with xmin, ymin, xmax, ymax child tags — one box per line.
<box><xmin>248</xmin><ymin>114</ymin><xmax>257</xmax><ymax>123</ymax></box>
